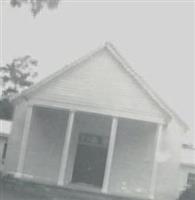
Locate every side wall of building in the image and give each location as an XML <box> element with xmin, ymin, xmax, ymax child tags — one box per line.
<box><xmin>155</xmin><ymin>119</ymin><xmax>184</xmax><ymax>200</ymax></box>
<box><xmin>4</xmin><ymin>100</ymin><xmax>28</xmax><ymax>174</ymax></box>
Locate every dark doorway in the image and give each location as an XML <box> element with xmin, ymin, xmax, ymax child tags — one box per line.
<box><xmin>71</xmin><ymin>134</ymin><xmax>108</xmax><ymax>188</ymax></box>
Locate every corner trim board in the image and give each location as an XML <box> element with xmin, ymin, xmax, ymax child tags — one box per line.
<box><xmin>16</xmin><ymin>105</ymin><xmax>33</xmax><ymax>176</ymax></box>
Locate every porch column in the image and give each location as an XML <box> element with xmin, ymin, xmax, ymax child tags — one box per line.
<box><xmin>58</xmin><ymin>110</ymin><xmax>75</xmax><ymax>186</ymax></box>
<box><xmin>102</xmin><ymin>117</ymin><xmax>118</xmax><ymax>193</ymax></box>
<box><xmin>149</xmin><ymin>123</ymin><xmax>163</xmax><ymax>199</ymax></box>
<box><xmin>16</xmin><ymin>105</ymin><xmax>33</xmax><ymax>178</ymax></box>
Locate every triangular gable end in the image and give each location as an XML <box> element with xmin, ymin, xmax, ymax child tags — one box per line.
<box><xmin>13</xmin><ymin>43</ymin><xmax>189</xmax><ymax>131</ymax></box>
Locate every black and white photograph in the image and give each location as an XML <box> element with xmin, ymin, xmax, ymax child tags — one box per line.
<box><xmin>0</xmin><ymin>1</ymin><xmax>194</xmax><ymax>200</ymax></box>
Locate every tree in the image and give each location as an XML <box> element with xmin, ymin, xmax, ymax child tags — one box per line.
<box><xmin>0</xmin><ymin>55</ymin><xmax>38</xmax><ymax>120</ymax></box>
<box><xmin>1</xmin><ymin>55</ymin><xmax>38</xmax><ymax>97</ymax></box>
<box><xmin>10</xmin><ymin>0</ymin><xmax>60</xmax><ymax>16</ymax></box>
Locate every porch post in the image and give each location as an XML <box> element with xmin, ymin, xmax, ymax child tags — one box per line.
<box><xmin>58</xmin><ymin>110</ymin><xmax>75</xmax><ymax>186</ymax></box>
<box><xmin>149</xmin><ymin>123</ymin><xmax>163</xmax><ymax>199</ymax></box>
<box><xmin>16</xmin><ymin>105</ymin><xmax>33</xmax><ymax>178</ymax></box>
<box><xmin>102</xmin><ymin>117</ymin><xmax>118</xmax><ymax>193</ymax></box>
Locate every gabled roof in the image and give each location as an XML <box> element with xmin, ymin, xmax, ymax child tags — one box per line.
<box><xmin>12</xmin><ymin>42</ymin><xmax>189</xmax><ymax>131</ymax></box>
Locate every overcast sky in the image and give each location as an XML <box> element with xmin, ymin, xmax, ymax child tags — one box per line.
<box><xmin>1</xmin><ymin>1</ymin><xmax>193</xmax><ymax>131</ymax></box>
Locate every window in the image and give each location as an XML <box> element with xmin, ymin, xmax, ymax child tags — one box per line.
<box><xmin>187</xmin><ymin>173</ymin><xmax>195</xmax><ymax>186</ymax></box>
<box><xmin>183</xmin><ymin>143</ymin><xmax>195</xmax><ymax>149</ymax></box>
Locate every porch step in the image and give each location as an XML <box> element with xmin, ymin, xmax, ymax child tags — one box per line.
<box><xmin>0</xmin><ymin>175</ymin><xmax>149</xmax><ymax>200</ymax></box>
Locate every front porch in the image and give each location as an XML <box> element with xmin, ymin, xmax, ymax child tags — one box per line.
<box><xmin>12</xmin><ymin>104</ymin><xmax>163</xmax><ymax>199</ymax></box>
<box><xmin>0</xmin><ymin>175</ymin><xmax>150</xmax><ymax>200</ymax></box>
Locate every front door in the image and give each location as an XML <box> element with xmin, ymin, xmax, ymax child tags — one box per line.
<box><xmin>71</xmin><ymin>133</ymin><xmax>108</xmax><ymax>188</ymax></box>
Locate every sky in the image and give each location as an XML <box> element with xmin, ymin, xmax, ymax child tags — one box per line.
<box><xmin>1</xmin><ymin>1</ymin><xmax>194</xmax><ymax>133</ymax></box>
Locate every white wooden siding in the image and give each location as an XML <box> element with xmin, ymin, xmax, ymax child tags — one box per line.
<box><xmin>31</xmin><ymin>49</ymin><xmax>165</xmax><ymax>120</ymax></box>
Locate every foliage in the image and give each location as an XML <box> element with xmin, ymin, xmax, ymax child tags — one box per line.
<box><xmin>10</xmin><ymin>0</ymin><xmax>60</xmax><ymax>16</ymax></box>
<box><xmin>0</xmin><ymin>56</ymin><xmax>38</xmax><ymax>120</ymax></box>
<box><xmin>0</xmin><ymin>55</ymin><xmax>38</xmax><ymax>97</ymax></box>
